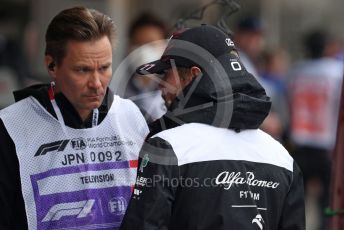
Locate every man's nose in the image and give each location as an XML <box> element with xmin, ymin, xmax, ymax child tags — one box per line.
<box><xmin>88</xmin><ymin>71</ymin><xmax>102</xmax><ymax>89</ymax></box>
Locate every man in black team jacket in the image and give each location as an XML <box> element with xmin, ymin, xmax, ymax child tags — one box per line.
<box><xmin>121</xmin><ymin>25</ymin><xmax>305</xmax><ymax>230</ymax></box>
<box><xmin>0</xmin><ymin>7</ymin><xmax>148</xmax><ymax>230</ymax></box>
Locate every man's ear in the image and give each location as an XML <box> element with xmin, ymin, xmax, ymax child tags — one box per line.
<box><xmin>181</xmin><ymin>66</ymin><xmax>201</xmax><ymax>87</ymax></box>
<box><xmin>44</xmin><ymin>55</ymin><xmax>56</xmax><ymax>78</ymax></box>
<box><xmin>191</xmin><ymin>66</ymin><xmax>202</xmax><ymax>78</ymax></box>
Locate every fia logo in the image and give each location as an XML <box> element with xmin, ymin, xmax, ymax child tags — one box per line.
<box><xmin>108</xmin><ymin>197</ymin><xmax>127</xmax><ymax>215</ymax></box>
<box><xmin>139</xmin><ymin>154</ymin><xmax>149</xmax><ymax>173</ymax></box>
<box><xmin>71</xmin><ymin>138</ymin><xmax>87</xmax><ymax>150</ymax></box>
<box><xmin>252</xmin><ymin>214</ymin><xmax>265</xmax><ymax>230</ymax></box>
<box><xmin>225</xmin><ymin>38</ymin><xmax>234</xmax><ymax>47</ymax></box>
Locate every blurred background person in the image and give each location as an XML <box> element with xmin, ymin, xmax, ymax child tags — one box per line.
<box><xmin>234</xmin><ymin>16</ymin><xmax>265</xmax><ymax>78</ymax></box>
<box><xmin>234</xmin><ymin>16</ymin><xmax>286</xmax><ymax>140</ymax></box>
<box><xmin>260</xmin><ymin>48</ymin><xmax>290</xmax><ymax>99</ymax></box>
<box><xmin>287</xmin><ymin>29</ymin><xmax>343</xmax><ymax>230</ymax></box>
<box><xmin>124</xmin><ymin>12</ymin><xmax>170</xmax><ymax>122</ymax></box>
<box><xmin>260</xmin><ymin>47</ymin><xmax>291</xmax><ymax>142</ymax></box>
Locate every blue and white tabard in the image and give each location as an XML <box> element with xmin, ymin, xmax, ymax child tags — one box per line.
<box><xmin>0</xmin><ymin>95</ymin><xmax>149</xmax><ymax>230</ymax></box>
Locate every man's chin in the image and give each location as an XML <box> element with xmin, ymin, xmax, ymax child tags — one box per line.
<box><xmin>84</xmin><ymin>101</ymin><xmax>102</xmax><ymax>110</ymax></box>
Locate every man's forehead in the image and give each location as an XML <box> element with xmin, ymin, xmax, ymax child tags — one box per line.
<box><xmin>64</xmin><ymin>37</ymin><xmax>113</xmax><ymax>62</ymax></box>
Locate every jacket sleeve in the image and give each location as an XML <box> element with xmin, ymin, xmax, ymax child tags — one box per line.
<box><xmin>120</xmin><ymin>137</ymin><xmax>179</xmax><ymax>230</ymax></box>
<box><xmin>0</xmin><ymin>119</ymin><xmax>28</xmax><ymax>230</ymax></box>
<box><xmin>278</xmin><ymin>161</ymin><xmax>305</xmax><ymax>230</ymax></box>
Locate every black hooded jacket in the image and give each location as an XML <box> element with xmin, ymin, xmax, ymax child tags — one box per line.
<box><xmin>0</xmin><ymin>84</ymin><xmax>109</xmax><ymax>230</ymax></box>
<box><xmin>121</xmin><ymin>53</ymin><xmax>305</xmax><ymax>229</ymax></box>
<box><xmin>148</xmin><ymin>53</ymin><xmax>271</xmax><ymax>136</ymax></box>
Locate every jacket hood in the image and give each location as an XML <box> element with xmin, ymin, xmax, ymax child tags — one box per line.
<box><xmin>149</xmin><ymin>53</ymin><xmax>271</xmax><ymax>134</ymax></box>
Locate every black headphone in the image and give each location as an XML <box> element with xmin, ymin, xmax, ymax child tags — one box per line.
<box><xmin>48</xmin><ymin>62</ymin><xmax>55</xmax><ymax>71</ymax></box>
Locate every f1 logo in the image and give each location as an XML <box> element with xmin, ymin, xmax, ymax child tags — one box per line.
<box><xmin>42</xmin><ymin>200</ymin><xmax>95</xmax><ymax>222</ymax></box>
